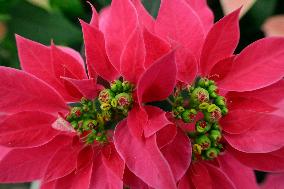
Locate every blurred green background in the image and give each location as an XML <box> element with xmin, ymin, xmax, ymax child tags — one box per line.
<box><xmin>0</xmin><ymin>0</ymin><xmax>283</xmax><ymax>188</ymax></box>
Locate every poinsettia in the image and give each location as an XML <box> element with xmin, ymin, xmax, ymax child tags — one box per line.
<box><xmin>147</xmin><ymin>0</ymin><xmax>284</xmax><ymax>188</ymax></box>
<box><xmin>82</xmin><ymin>1</ymin><xmax>191</xmax><ymax>188</ymax></box>
<box><xmin>0</xmin><ymin>37</ymin><xmax>129</xmax><ymax>188</ymax></box>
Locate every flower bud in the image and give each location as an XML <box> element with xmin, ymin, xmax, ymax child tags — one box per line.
<box><xmin>82</xmin><ymin>120</ymin><xmax>97</xmax><ymax>131</ymax></box>
<box><xmin>181</xmin><ymin>109</ymin><xmax>197</xmax><ymax>123</ymax></box>
<box><xmin>205</xmin><ymin>147</ymin><xmax>220</xmax><ymax>159</ymax></box>
<box><xmin>122</xmin><ymin>81</ymin><xmax>132</xmax><ymax>92</ymax></box>
<box><xmin>177</xmin><ymin>106</ymin><xmax>185</xmax><ymax>113</ymax></box>
<box><xmin>115</xmin><ymin>93</ymin><xmax>132</xmax><ymax>110</ymax></box>
<box><xmin>204</xmin><ymin>105</ymin><xmax>222</xmax><ymax>123</ymax></box>
<box><xmin>196</xmin><ymin>120</ymin><xmax>211</xmax><ymax>133</ymax></box>
<box><xmin>212</xmin><ymin>123</ymin><xmax>220</xmax><ymax>130</ymax></box>
<box><xmin>191</xmin><ymin>87</ymin><xmax>209</xmax><ymax>105</ymax></box>
<box><xmin>100</xmin><ymin>103</ymin><xmax>111</xmax><ymax>111</ymax></box>
<box><xmin>210</xmin><ymin>92</ymin><xmax>218</xmax><ymax>98</ymax></box>
<box><xmin>98</xmin><ymin>89</ymin><xmax>115</xmax><ymax>104</ymax></box>
<box><xmin>199</xmin><ymin>102</ymin><xmax>209</xmax><ymax>110</ymax></box>
<box><xmin>197</xmin><ymin>78</ymin><xmax>209</xmax><ymax>88</ymax></box>
<box><xmin>71</xmin><ymin>107</ymin><xmax>82</xmax><ymax>118</ymax></box>
<box><xmin>209</xmin><ymin>129</ymin><xmax>222</xmax><ymax>142</ymax></box>
<box><xmin>193</xmin><ymin>144</ymin><xmax>202</xmax><ymax>155</ymax></box>
<box><xmin>195</xmin><ymin>135</ymin><xmax>211</xmax><ymax>150</ymax></box>
<box><xmin>215</xmin><ymin>96</ymin><xmax>226</xmax><ymax>107</ymax></box>
<box><xmin>110</xmin><ymin>80</ymin><xmax>122</xmax><ymax>93</ymax></box>
<box><xmin>208</xmin><ymin>85</ymin><xmax>218</xmax><ymax>94</ymax></box>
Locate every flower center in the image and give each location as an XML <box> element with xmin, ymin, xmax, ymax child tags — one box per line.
<box><xmin>172</xmin><ymin>77</ymin><xmax>228</xmax><ymax>161</ymax></box>
<box><xmin>65</xmin><ymin>80</ymin><xmax>134</xmax><ymax>144</ymax></box>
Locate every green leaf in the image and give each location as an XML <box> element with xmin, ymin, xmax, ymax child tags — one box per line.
<box><xmin>142</xmin><ymin>0</ymin><xmax>160</xmax><ymax>18</ymax></box>
<box><xmin>248</xmin><ymin>0</ymin><xmax>277</xmax><ymax>27</ymax></box>
<box><xmin>7</xmin><ymin>1</ymin><xmax>81</xmax><ymax>46</ymax></box>
<box><xmin>49</xmin><ymin>0</ymin><xmax>84</xmax><ymax>16</ymax></box>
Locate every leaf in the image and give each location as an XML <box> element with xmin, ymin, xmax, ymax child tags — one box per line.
<box><xmin>142</xmin><ymin>0</ymin><xmax>160</xmax><ymax>18</ymax></box>
<box><xmin>7</xmin><ymin>1</ymin><xmax>81</xmax><ymax>45</ymax></box>
<box><xmin>49</xmin><ymin>0</ymin><xmax>84</xmax><ymax>16</ymax></box>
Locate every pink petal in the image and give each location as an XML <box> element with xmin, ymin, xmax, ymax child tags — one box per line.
<box><xmin>123</xmin><ymin>166</ymin><xmax>150</xmax><ymax>189</ymax></box>
<box><xmin>0</xmin><ymin>145</ymin><xmax>10</xmax><ymax>161</ymax></box>
<box><xmin>143</xmin><ymin>28</ymin><xmax>171</xmax><ymax>69</ymax></box>
<box><xmin>220</xmin><ymin>0</ymin><xmax>256</xmax><ymax>18</ymax></box>
<box><xmin>98</xmin><ymin>7</ymin><xmax>111</xmax><ymax>32</ymax></box>
<box><xmin>156</xmin><ymin>0</ymin><xmax>205</xmax><ymax>58</ymax></box>
<box><xmin>16</xmin><ymin>35</ymin><xmax>84</xmax><ymax>101</ymax></box>
<box><xmin>0</xmin><ymin>135</ymin><xmax>70</xmax><ymax>182</ymax></box>
<box><xmin>80</xmin><ymin>20</ymin><xmax>118</xmax><ymax>81</ymax></box>
<box><xmin>89</xmin><ymin>2</ymin><xmax>99</xmax><ymax>28</ymax></box>
<box><xmin>90</xmin><ymin>150</ymin><xmax>124</xmax><ymax>189</ymax></box>
<box><xmin>61</xmin><ymin>77</ymin><xmax>99</xmax><ymax>100</ymax></box>
<box><xmin>229</xmin><ymin>79</ymin><xmax>284</xmax><ymax>108</ymax></box>
<box><xmin>50</xmin><ymin>44</ymin><xmax>86</xmax><ymax>80</ymax></box>
<box><xmin>114</xmin><ymin>120</ymin><xmax>177</xmax><ymax>189</ymax></box>
<box><xmin>58</xmin><ymin>47</ymin><xmax>85</xmax><ymax>69</ymax></box>
<box><xmin>200</xmin><ymin>9</ymin><xmax>240</xmax><ymax>76</ymax></box>
<box><xmin>262</xmin><ymin>15</ymin><xmax>284</xmax><ymax>37</ymax></box>
<box><xmin>0</xmin><ymin>67</ymin><xmax>68</xmax><ymax>115</ymax></box>
<box><xmin>144</xmin><ymin>106</ymin><xmax>172</xmax><ymax>137</ymax></box>
<box><xmin>226</xmin><ymin>92</ymin><xmax>275</xmax><ymax>113</ymax></box>
<box><xmin>221</xmin><ymin>110</ymin><xmax>272</xmax><ymax>134</ymax></box>
<box><xmin>188</xmin><ymin>163</ymin><xmax>212</xmax><ymax>189</ymax></box>
<box><xmin>0</xmin><ymin>111</ymin><xmax>58</xmax><ymax>148</ymax></box>
<box><xmin>178</xmin><ymin>171</ymin><xmax>195</xmax><ymax>189</ymax></box>
<box><xmin>184</xmin><ymin>0</ymin><xmax>214</xmax><ymax>32</ymax></box>
<box><xmin>175</xmin><ymin>48</ymin><xmax>198</xmax><ymax>83</ymax></box>
<box><xmin>218</xmin><ymin>153</ymin><xmax>258</xmax><ymax>189</ymax></box>
<box><xmin>156</xmin><ymin>124</ymin><xmax>177</xmax><ymax>149</ymax></box>
<box><xmin>76</xmin><ymin>146</ymin><xmax>94</xmax><ymax>171</ymax></box>
<box><xmin>132</xmin><ymin>0</ymin><xmax>155</xmax><ymax>32</ymax></box>
<box><xmin>228</xmin><ymin>146</ymin><xmax>284</xmax><ymax>172</ymax></box>
<box><xmin>205</xmin><ymin>163</ymin><xmax>236</xmax><ymax>189</ymax></box>
<box><xmin>101</xmin><ymin>0</ymin><xmax>138</xmax><ymax>71</ymax></box>
<box><xmin>221</xmin><ymin>93</ymin><xmax>276</xmax><ymax>134</ymax></box>
<box><xmin>71</xmin><ymin>163</ymin><xmax>93</xmax><ymax>189</ymax></box>
<box><xmin>219</xmin><ymin>38</ymin><xmax>284</xmax><ymax>92</ymax></box>
<box><xmin>161</xmin><ymin>129</ymin><xmax>191</xmax><ymax>181</ymax></box>
<box><xmin>137</xmin><ymin>50</ymin><xmax>176</xmax><ymax>104</ymax></box>
<box><xmin>101</xmin><ymin>143</ymin><xmax>124</xmax><ymax>180</ymax></box>
<box><xmin>261</xmin><ymin>173</ymin><xmax>284</xmax><ymax>189</ymax></box>
<box><xmin>225</xmin><ymin>114</ymin><xmax>284</xmax><ymax>153</ymax></box>
<box><xmin>16</xmin><ymin>35</ymin><xmax>65</xmax><ymax>96</ymax></box>
<box><xmin>43</xmin><ymin>141</ymin><xmax>80</xmax><ymax>182</ymax></box>
<box><xmin>127</xmin><ymin>106</ymin><xmax>148</xmax><ymax>138</ymax></box>
<box><xmin>120</xmin><ymin>27</ymin><xmax>146</xmax><ymax>84</ymax></box>
<box><xmin>209</xmin><ymin>56</ymin><xmax>235</xmax><ymax>82</ymax></box>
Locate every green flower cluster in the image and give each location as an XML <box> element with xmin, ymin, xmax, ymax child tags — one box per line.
<box><xmin>66</xmin><ymin>80</ymin><xmax>134</xmax><ymax>144</ymax></box>
<box><xmin>172</xmin><ymin>77</ymin><xmax>228</xmax><ymax>160</ymax></box>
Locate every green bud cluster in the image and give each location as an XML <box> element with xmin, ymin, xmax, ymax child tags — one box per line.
<box><xmin>172</xmin><ymin>77</ymin><xmax>228</xmax><ymax>160</ymax></box>
<box><xmin>98</xmin><ymin>80</ymin><xmax>134</xmax><ymax>115</ymax></box>
<box><xmin>66</xmin><ymin>80</ymin><xmax>134</xmax><ymax>145</ymax></box>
